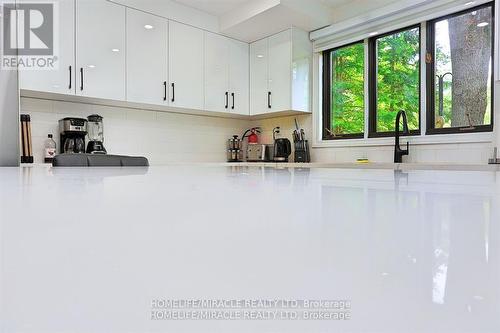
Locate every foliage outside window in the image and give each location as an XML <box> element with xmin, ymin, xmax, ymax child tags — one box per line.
<box><xmin>321</xmin><ymin>3</ymin><xmax>494</xmax><ymax>141</ymax></box>
<box><xmin>323</xmin><ymin>42</ymin><xmax>365</xmax><ymax>139</ymax></box>
<box><xmin>371</xmin><ymin>26</ymin><xmax>421</xmax><ymax>135</ymax></box>
<box><xmin>428</xmin><ymin>4</ymin><xmax>493</xmax><ymax>133</ymax></box>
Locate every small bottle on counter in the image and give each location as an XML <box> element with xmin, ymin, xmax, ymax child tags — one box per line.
<box><xmin>44</xmin><ymin>134</ymin><xmax>57</xmax><ymax>163</ymax></box>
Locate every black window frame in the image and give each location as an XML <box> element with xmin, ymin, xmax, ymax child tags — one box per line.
<box><xmin>321</xmin><ymin>3</ymin><xmax>496</xmax><ymax>141</ymax></box>
<box><xmin>322</xmin><ymin>40</ymin><xmax>366</xmax><ymax>140</ymax></box>
<box><xmin>426</xmin><ymin>2</ymin><xmax>495</xmax><ymax>135</ymax></box>
<box><xmin>368</xmin><ymin>24</ymin><xmax>422</xmax><ymax>138</ymax></box>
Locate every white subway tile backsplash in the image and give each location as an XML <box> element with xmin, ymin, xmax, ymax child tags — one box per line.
<box><xmin>21</xmin><ymin>98</ymin><xmax>493</xmax><ymax>165</ymax></box>
<box><xmin>22</xmin><ymin>98</ymin><xmax>248</xmax><ymax>165</ymax></box>
<box><xmin>251</xmin><ymin>113</ymin><xmax>492</xmax><ymax>164</ymax></box>
<box><xmin>53</xmin><ymin>100</ymin><xmax>92</xmax><ymax>115</ymax></box>
<box><xmin>367</xmin><ymin>148</ymin><xmax>393</xmax><ymax>163</ymax></box>
<box><xmin>91</xmin><ymin>105</ymin><xmax>128</xmax><ymax>120</ymax></box>
<box><xmin>412</xmin><ymin>148</ymin><xmax>436</xmax><ymax>163</ymax></box>
<box><xmin>21</xmin><ymin>98</ymin><xmax>53</xmax><ymax>113</ymax></box>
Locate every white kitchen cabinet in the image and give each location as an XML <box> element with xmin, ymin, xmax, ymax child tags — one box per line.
<box><xmin>228</xmin><ymin>39</ymin><xmax>249</xmax><ymax>115</ymax></box>
<box><xmin>250</xmin><ymin>27</ymin><xmax>312</xmax><ymax>115</ymax></box>
<box><xmin>169</xmin><ymin>21</ymin><xmax>204</xmax><ymax>110</ymax></box>
<box><xmin>76</xmin><ymin>0</ymin><xmax>126</xmax><ymax>101</ymax></box>
<box><xmin>249</xmin><ymin>38</ymin><xmax>269</xmax><ymax>115</ymax></box>
<box><xmin>17</xmin><ymin>0</ymin><xmax>311</xmax><ymax>121</ymax></box>
<box><xmin>268</xmin><ymin>29</ymin><xmax>292</xmax><ymax>113</ymax></box>
<box><xmin>204</xmin><ymin>32</ymin><xmax>230</xmax><ymax>112</ymax></box>
<box><xmin>204</xmin><ymin>33</ymin><xmax>249</xmax><ymax>115</ymax></box>
<box><xmin>126</xmin><ymin>9</ymin><xmax>168</xmax><ymax>105</ymax></box>
<box><xmin>19</xmin><ymin>0</ymin><xmax>75</xmax><ymax>95</ymax></box>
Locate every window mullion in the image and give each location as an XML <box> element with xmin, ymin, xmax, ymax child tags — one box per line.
<box><xmin>364</xmin><ymin>39</ymin><xmax>370</xmax><ymax>139</ymax></box>
<box><xmin>420</xmin><ymin>22</ymin><xmax>427</xmax><ymax>137</ymax></box>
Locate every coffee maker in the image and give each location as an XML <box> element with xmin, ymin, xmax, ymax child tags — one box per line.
<box><xmin>59</xmin><ymin>118</ymin><xmax>87</xmax><ymax>154</ymax></box>
<box><xmin>86</xmin><ymin>114</ymin><xmax>107</xmax><ymax>154</ymax></box>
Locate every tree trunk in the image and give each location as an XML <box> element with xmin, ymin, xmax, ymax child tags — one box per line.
<box><xmin>448</xmin><ymin>10</ymin><xmax>491</xmax><ymax>127</ymax></box>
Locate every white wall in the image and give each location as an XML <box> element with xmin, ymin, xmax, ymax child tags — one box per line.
<box><xmin>0</xmin><ymin>70</ymin><xmax>19</xmax><ymax>167</ymax></box>
<box><xmin>330</xmin><ymin>0</ymin><xmax>401</xmax><ymax>24</ymax></box>
<box><xmin>0</xmin><ymin>2</ymin><xmax>19</xmax><ymax>167</ymax></box>
<box><xmin>21</xmin><ymin>98</ymin><xmax>248</xmax><ymax>165</ymax></box>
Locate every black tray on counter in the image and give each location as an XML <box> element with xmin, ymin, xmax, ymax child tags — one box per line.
<box><xmin>52</xmin><ymin>154</ymin><xmax>149</xmax><ymax>167</ymax></box>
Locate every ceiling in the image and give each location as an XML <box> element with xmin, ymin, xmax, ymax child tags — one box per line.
<box><xmin>173</xmin><ymin>0</ymin><xmax>251</xmax><ymax>16</ymax></box>
<box><xmin>319</xmin><ymin>0</ymin><xmax>354</xmax><ymax>7</ymax></box>
<box><xmin>173</xmin><ymin>0</ymin><xmax>403</xmax><ymax>42</ymax></box>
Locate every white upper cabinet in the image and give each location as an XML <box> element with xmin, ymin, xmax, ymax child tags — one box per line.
<box><xmin>204</xmin><ymin>32</ymin><xmax>230</xmax><ymax>112</ymax></box>
<box><xmin>169</xmin><ymin>21</ymin><xmax>204</xmax><ymax>110</ymax></box>
<box><xmin>249</xmin><ymin>38</ymin><xmax>269</xmax><ymax>115</ymax></box>
<box><xmin>17</xmin><ymin>0</ymin><xmax>307</xmax><ymax>119</ymax></box>
<box><xmin>228</xmin><ymin>39</ymin><xmax>249</xmax><ymax>115</ymax></box>
<box><xmin>250</xmin><ymin>27</ymin><xmax>312</xmax><ymax>116</ymax></box>
<box><xmin>204</xmin><ymin>33</ymin><xmax>249</xmax><ymax>114</ymax></box>
<box><xmin>291</xmin><ymin>28</ymin><xmax>313</xmax><ymax>112</ymax></box>
<box><xmin>126</xmin><ymin>9</ymin><xmax>168</xmax><ymax>105</ymax></box>
<box><xmin>76</xmin><ymin>0</ymin><xmax>126</xmax><ymax>100</ymax></box>
<box><xmin>268</xmin><ymin>30</ymin><xmax>292</xmax><ymax>113</ymax></box>
<box><xmin>19</xmin><ymin>0</ymin><xmax>75</xmax><ymax>95</ymax></box>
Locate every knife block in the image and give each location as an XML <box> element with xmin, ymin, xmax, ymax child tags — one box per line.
<box><xmin>294</xmin><ymin>140</ymin><xmax>310</xmax><ymax>163</ymax></box>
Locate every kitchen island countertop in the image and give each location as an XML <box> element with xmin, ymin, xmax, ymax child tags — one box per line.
<box><xmin>20</xmin><ymin>161</ymin><xmax>500</xmax><ymax>172</ymax></box>
<box><xmin>1</xmin><ymin>165</ymin><xmax>499</xmax><ymax>333</ymax></box>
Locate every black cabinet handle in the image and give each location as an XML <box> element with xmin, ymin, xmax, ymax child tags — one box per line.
<box><xmin>171</xmin><ymin>83</ymin><xmax>175</xmax><ymax>102</ymax></box>
<box><xmin>225</xmin><ymin>92</ymin><xmax>229</xmax><ymax>109</ymax></box>
<box><xmin>268</xmin><ymin>91</ymin><xmax>272</xmax><ymax>109</ymax></box>
<box><xmin>80</xmin><ymin>68</ymin><xmax>84</xmax><ymax>91</ymax></box>
<box><xmin>163</xmin><ymin>81</ymin><xmax>167</xmax><ymax>101</ymax></box>
<box><xmin>231</xmin><ymin>93</ymin><xmax>235</xmax><ymax>110</ymax></box>
<box><xmin>68</xmin><ymin>66</ymin><xmax>72</xmax><ymax>90</ymax></box>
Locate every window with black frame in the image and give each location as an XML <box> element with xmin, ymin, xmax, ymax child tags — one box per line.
<box><xmin>321</xmin><ymin>3</ymin><xmax>494</xmax><ymax>141</ymax></box>
<box><xmin>322</xmin><ymin>41</ymin><xmax>365</xmax><ymax>140</ymax></box>
<box><xmin>426</xmin><ymin>3</ymin><xmax>494</xmax><ymax>134</ymax></box>
<box><xmin>369</xmin><ymin>25</ymin><xmax>421</xmax><ymax>137</ymax></box>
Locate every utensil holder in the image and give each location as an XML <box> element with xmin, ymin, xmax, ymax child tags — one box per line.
<box><xmin>20</xmin><ymin>114</ymin><xmax>34</xmax><ymax>164</ymax></box>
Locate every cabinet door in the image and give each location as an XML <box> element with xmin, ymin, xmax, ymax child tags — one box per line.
<box><xmin>19</xmin><ymin>0</ymin><xmax>75</xmax><ymax>95</ymax></box>
<box><xmin>127</xmin><ymin>9</ymin><xmax>168</xmax><ymax>105</ymax></box>
<box><xmin>249</xmin><ymin>38</ymin><xmax>268</xmax><ymax>115</ymax></box>
<box><xmin>204</xmin><ymin>32</ymin><xmax>229</xmax><ymax>112</ymax></box>
<box><xmin>268</xmin><ymin>29</ymin><xmax>291</xmax><ymax>112</ymax></box>
<box><xmin>229</xmin><ymin>39</ymin><xmax>249</xmax><ymax>115</ymax></box>
<box><xmin>76</xmin><ymin>0</ymin><xmax>126</xmax><ymax>100</ymax></box>
<box><xmin>169</xmin><ymin>21</ymin><xmax>204</xmax><ymax>110</ymax></box>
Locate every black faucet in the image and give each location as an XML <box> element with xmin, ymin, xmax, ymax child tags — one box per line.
<box><xmin>394</xmin><ymin>110</ymin><xmax>409</xmax><ymax>163</ymax></box>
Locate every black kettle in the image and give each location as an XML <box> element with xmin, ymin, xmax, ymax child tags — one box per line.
<box><xmin>273</xmin><ymin>127</ymin><xmax>291</xmax><ymax>162</ymax></box>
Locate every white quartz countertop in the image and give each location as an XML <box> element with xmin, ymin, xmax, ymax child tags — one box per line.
<box><xmin>223</xmin><ymin>161</ymin><xmax>500</xmax><ymax>171</ymax></box>
<box><xmin>1</xmin><ymin>165</ymin><xmax>499</xmax><ymax>332</ymax></box>
<box><xmin>21</xmin><ymin>161</ymin><xmax>500</xmax><ymax>171</ymax></box>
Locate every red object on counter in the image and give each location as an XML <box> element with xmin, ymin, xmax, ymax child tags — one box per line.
<box><xmin>248</xmin><ymin>128</ymin><xmax>259</xmax><ymax>144</ymax></box>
